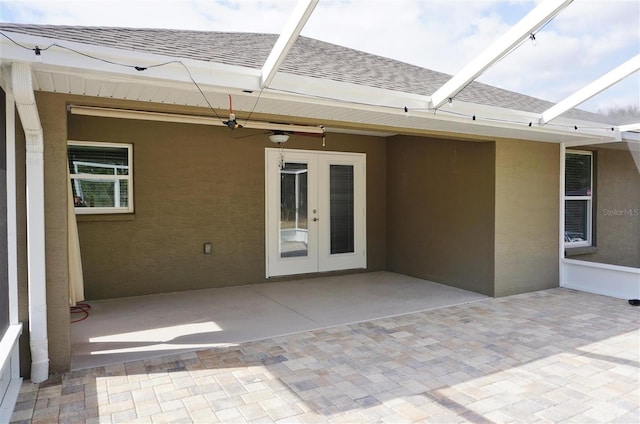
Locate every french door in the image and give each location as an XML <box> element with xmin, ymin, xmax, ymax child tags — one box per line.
<box><xmin>265</xmin><ymin>149</ymin><xmax>366</xmax><ymax>277</ymax></box>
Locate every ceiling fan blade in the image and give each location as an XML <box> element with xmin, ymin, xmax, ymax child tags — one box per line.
<box><xmin>291</xmin><ymin>131</ymin><xmax>324</xmax><ymax>138</ymax></box>
<box><xmin>232</xmin><ymin>130</ymin><xmax>270</xmax><ymax>140</ymax></box>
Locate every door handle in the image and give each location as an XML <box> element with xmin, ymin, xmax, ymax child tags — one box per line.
<box><xmin>312</xmin><ymin>217</ymin><xmax>319</xmax><ymax>222</ymax></box>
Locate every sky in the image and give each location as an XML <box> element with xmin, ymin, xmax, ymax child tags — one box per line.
<box><xmin>1</xmin><ymin>0</ymin><xmax>639</xmax><ymax>116</ymax></box>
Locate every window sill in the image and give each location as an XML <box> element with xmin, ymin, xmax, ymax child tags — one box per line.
<box><xmin>76</xmin><ymin>214</ymin><xmax>135</xmax><ymax>222</ymax></box>
<box><xmin>565</xmin><ymin>246</ymin><xmax>598</xmax><ymax>257</ymax></box>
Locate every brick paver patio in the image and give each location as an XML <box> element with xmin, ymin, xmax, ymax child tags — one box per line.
<box><xmin>10</xmin><ymin>288</ymin><xmax>640</xmax><ymax>423</ymax></box>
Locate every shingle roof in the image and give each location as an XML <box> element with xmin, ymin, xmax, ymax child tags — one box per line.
<box><xmin>0</xmin><ymin>23</ymin><xmax>611</xmax><ymax>124</ymax></box>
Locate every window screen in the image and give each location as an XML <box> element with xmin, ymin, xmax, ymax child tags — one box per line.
<box><xmin>68</xmin><ymin>142</ymin><xmax>133</xmax><ymax>213</ymax></box>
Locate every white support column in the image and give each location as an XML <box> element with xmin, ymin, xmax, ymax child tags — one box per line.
<box><xmin>0</xmin><ymin>68</ymin><xmax>23</xmax><ymax>424</ymax></box>
<box><xmin>430</xmin><ymin>0</ymin><xmax>573</xmax><ymax>109</ymax></box>
<box><xmin>541</xmin><ymin>55</ymin><xmax>640</xmax><ymax>125</ymax></box>
<box><xmin>559</xmin><ymin>142</ymin><xmax>566</xmax><ymax>287</ymax></box>
<box><xmin>11</xmin><ymin>62</ymin><xmax>49</xmax><ymax>383</ymax></box>
<box><xmin>261</xmin><ymin>0</ymin><xmax>319</xmax><ymax>88</ymax></box>
<box><xmin>3</xmin><ymin>77</ymin><xmax>19</xmax><ymax>329</ymax></box>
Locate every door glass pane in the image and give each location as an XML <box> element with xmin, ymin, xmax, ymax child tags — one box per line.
<box><xmin>330</xmin><ymin>165</ymin><xmax>354</xmax><ymax>254</ymax></box>
<box><xmin>280</xmin><ymin>163</ymin><xmax>308</xmax><ymax>258</ymax></box>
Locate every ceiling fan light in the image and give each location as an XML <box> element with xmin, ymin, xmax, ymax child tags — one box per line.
<box><xmin>269</xmin><ymin>133</ymin><xmax>290</xmax><ymax>144</ymax></box>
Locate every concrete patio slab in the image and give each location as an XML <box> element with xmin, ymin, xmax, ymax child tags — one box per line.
<box><xmin>13</xmin><ymin>287</ymin><xmax>639</xmax><ymax>423</ymax></box>
<box><xmin>70</xmin><ymin>272</ymin><xmax>487</xmax><ymax>370</ymax></box>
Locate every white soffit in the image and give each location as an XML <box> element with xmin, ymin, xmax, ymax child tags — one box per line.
<box><xmin>25</xmin><ymin>66</ymin><xmax>615</xmax><ymax>144</ymax></box>
<box><xmin>540</xmin><ymin>55</ymin><xmax>640</xmax><ymax>125</ymax></box>
<box><xmin>429</xmin><ymin>0</ymin><xmax>574</xmax><ymax>110</ymax></box>
<box><xmin>261</xmin><ymin>0</ymin><xmax>319</xmax><ymax>88</ymax></box>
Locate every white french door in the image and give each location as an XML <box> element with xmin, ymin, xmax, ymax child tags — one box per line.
<box><xmin>265</xmin><ymin>149</ymin><xmax>366</xmax><ymax>277</ymax></box>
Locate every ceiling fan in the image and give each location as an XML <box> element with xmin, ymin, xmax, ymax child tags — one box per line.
<box><xmin>235</xmin><ymin>128</ymin><xmax>326</xmax><ymax>145</ymax></box>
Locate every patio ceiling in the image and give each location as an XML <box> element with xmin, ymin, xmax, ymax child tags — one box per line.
<box><xmin>0</xmin><ymin>0</ymin><xmax>638</xmax><ymax>145</ymax></box>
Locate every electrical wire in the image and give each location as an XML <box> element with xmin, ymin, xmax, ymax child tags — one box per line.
<box><xmin>173</xmin><ymin>61</ymin><xmax>225</xmax><ymax>123</ymax></box>
<box><xmin>243</xmin><ymin>86</ymin><xmax>266</xmax><ymax>127</ymax></box>
<box><xmin>1</xmin><ymin>30</ymin><xmax>226</xmax><ymax>124</ymax></box>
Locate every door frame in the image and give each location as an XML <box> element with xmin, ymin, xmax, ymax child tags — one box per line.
<box><xmin>265</xmin><ymin>148</ymin><xmax>366</xmax><ymax>278</ymax></box>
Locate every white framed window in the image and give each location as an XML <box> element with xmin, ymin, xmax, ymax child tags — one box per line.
<box><xmin>564</xmin><ymin>150</ymin><xmax>593</xmax><ymax>247</ymax></box>
<box><xmin>68</xmin><ymin>141</ymin><xmax>133</xmax><ymax>214</ymax></box>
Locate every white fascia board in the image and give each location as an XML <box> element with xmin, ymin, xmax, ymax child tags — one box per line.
<box><xmin>261</xmin><ymin>0</ymin><xmax>318</xmax><ymax>88</ymax></box>
<box><xmin>444</xmin><ymin>104</ymin><xmax>615</xmax><ymax>142</ymax></box>
<box><xmin>615</xmin><ymin>130</ymin><xmax>640</xmax><ymax>143</ymax></box>
<box><xmin>541</xmin><ymin>55</ymin><xmax>640</xmax><ymax>125</ymax></box>
<box><xmin>267</xmin><ymin>73</ymin><xmax>615</xmax><ymax>143</ymax></box>
<box><xmin>618</xmin><ymin>123</ymin><xmax>640</xmax><ymax>132</ymax></box>
<box><xmin>268</xmin><ymin>71</ymin><xmax>430</xmax><ymax>111</ymax></box>
<box><xmin>270</xmin><ymin>72</ymin><xmax>613</xmax><ymax>138</ymax></box>
<box><xmin>430</xmin><ymin>0</ymin><xmax>573</xmax><ymax>109</ymax></box>
<box><xmin>0</xmin><ymin>31</ymin><xmax>262</xmax><ymax>92</ymax></box>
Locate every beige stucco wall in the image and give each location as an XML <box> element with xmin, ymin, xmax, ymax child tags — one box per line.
<box><xmin>33</xmin><ymin>92</ymin><xmax>73</xmax><ymax>374</ymax></box>
<box><xmin>494</xmin><ymin>139</ymin><xmax>560</xmax><ymax>297</ymax></box>
<box><xmin>569</xmin><ymin>147</ymin><xmax>640</xmax><ymax>267</ymax></box>
<box><xmin>17</xmin><ymin>88</ymin><xmax>634</xmax><ymax>377</ymax></box>
<box><xmin>386</xmin><ymin>136</ymin><xmax>496</xmax><ymax>296</ymax></box>
<box><xmin>62</xmin><ymin>97</ymin><xmax>388</xmax><ymax>300</ymax></box>
<box><xmin>33</xmin><ymin>92</ymin><xmax>387</xmax><ymax>372</ymax></box>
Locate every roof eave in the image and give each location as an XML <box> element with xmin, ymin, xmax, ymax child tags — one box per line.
<box><xmin>0</xmin><ymin>30</ymin><xmax>619</xmax><ymax>144</ymax></box>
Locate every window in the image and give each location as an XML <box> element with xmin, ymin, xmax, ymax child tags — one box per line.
<box><xmin>564</xmin><ymin>150</ymin><xmax>593</xmax><ymax>247</ymax></box>
<box><xmin>68</xmin><ymin>141</ymin><xmax>133</xmax><ymax>214</ymax></box>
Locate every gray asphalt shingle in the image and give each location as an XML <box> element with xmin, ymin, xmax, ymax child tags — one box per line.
<box><xmin>0</xmin><ymin>23</ymin><xmax>612</xmax><ymax>123</ymax></box>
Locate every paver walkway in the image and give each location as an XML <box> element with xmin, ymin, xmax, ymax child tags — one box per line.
<box><xmin>10</xmin><ymin>288</ymin><xmax>640</xmax><ymax>423</ymax></box>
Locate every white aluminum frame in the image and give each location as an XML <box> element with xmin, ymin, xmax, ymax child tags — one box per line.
<box><xmin>0</xmin><ymin>69</ymin><xmax>23</xmax><ymax>424</ymax></box>
<box><xmin>541</xmin><ymin>55</ymin><xmax>640</xmax><ymax>125</ymax></box>
<box><xmin>261</xmin><ymin>0</ymin><xmax>319</xmax><ymax>88</ymax></box>
<box><xmin>430</xmin><ymin>0</ymin><xmax>574</xmax><ymax>109</ymax></box>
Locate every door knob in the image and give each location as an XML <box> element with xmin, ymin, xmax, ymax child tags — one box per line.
<box><xmin>312</xmin><ymin>217</ymin><xmax>319</xmax><ymax>222</ymax></box>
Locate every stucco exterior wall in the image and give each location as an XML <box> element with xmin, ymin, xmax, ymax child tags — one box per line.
<box><xmin>35</xmin><ymin>92</ymin><xmax>72</xmax><ymax>373</ymax></box>
<box><xmin>569</xmin><ymin>147</ymin><xmax>640</xmax><ymax>268</ymax></box>
<box><xmin>386</xmin><ymin>136</ymin><xmax>496</xmax><ymax>296</ymax></box>
<box><xmin>494</xmin><ymin>139</ymin><xmax>559</xmax><ymax>297</ymax></box>
<box><xmin>60</xmin><ymin>97</ymin><xmax>388</xmax><ymax>300</ymax></box>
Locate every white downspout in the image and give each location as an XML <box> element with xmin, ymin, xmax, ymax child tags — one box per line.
<box><xmin>11</xmin><ymin>62</ymin><xmax>49</xmax><ymax>383</ymax></box>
